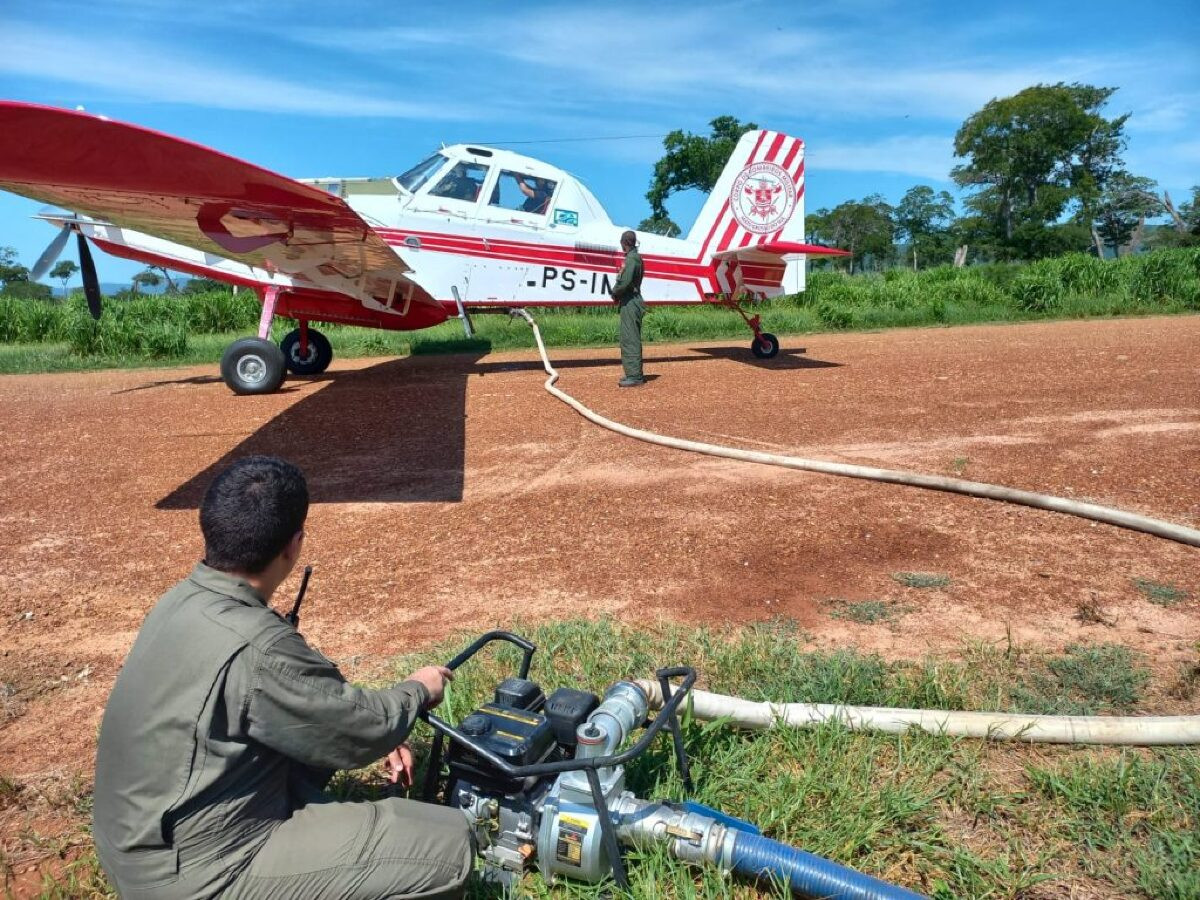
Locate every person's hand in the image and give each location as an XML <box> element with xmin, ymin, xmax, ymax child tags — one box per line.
<box><xmin>384</xmin><ymin>743</ymin><xmax>415</xmax><ymax>788</ymax></box>
<box><xmin>407</xmin><ymin>665</ymin><xmax>454</xmax><ymax>708</ymax></box>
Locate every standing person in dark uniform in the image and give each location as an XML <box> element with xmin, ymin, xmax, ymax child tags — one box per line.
<box><xmin>610</xmin><ymin>229</ymin><xmax>646</xmax><ymax>387</ymax></box>
<box><xmin>93</xmin><ymin>456</ymin><xmax>473</xmax><ymax>900</ymax></box>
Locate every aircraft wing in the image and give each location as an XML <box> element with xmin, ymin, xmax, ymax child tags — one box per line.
<box><xmin>0</xmin><ymin>101</ymin><xmax>429</xmax><ymax>316</ymax></box>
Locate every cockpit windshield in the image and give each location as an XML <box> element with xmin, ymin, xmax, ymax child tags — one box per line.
<box><xmin>396</xmin><ymin>153</ymin><xmax>447</xmax><ymax>193</ymax></box>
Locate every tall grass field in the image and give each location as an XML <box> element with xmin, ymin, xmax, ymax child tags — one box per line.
<box><xmin>1</xmin><ymin>247</ymin><xmax>1197</xmax><ymax>374</ymax></box>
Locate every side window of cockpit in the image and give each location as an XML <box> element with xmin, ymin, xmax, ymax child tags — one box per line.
<box><xmin>429</xmin><ymin>162</ymin><xmax>490</xmax><ymax>203</ymax></box>
<box><xmin>490</xmin><ymin>171</ymin><xmax>557</xmax><ymax>215</ymax></box>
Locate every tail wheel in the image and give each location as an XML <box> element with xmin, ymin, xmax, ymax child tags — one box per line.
<box><xmin>751</xmin><ymin>332</ymin><xmax>780</xmax><ymax>359</ymax></box>
<box><xmin>281</xmin><ymin>328</ymin><xmax>333</xmax><ymax>375</ymax></box>
<box><xmin>220</xmin><ymin>338</ymin><xmax>287</xmax><ymax>394</ymax></box>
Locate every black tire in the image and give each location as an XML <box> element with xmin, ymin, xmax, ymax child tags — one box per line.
<box><xmin>751</xmin><ymin>331</ymin><xmax>780</xmax><ymax>359</ymax></box>
<box><xmin>220</xmin><ymin>338</ymin><xmax>287</xmax><ymax>395</ymax></box>
<box><xmin>280</xmin><ymin>327</ymin><xmax>333</xmax><ymax>375</ymax></box>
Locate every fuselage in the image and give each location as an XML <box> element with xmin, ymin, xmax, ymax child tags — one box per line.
<box><xmin>304</xmin><ymin>143</ymin><xmax>736</xmax><ymax>310</ymax></box>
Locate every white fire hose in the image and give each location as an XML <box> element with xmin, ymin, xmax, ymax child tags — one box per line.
<box><xmin>635</xmin><ymin>681</ymin><xmax>1200</xmax><ymax>745</ymax></box>
<box><xmin>512</xmin><ymin>311</ymin><xmax>1199</xmax><ymax>745</ymax></box>
<box><xmin>511</xmin><ymin>309</ymin><xmax>1200</xmax><ymax>548</ymax></box>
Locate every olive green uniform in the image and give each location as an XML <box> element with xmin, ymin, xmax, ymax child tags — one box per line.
<box><xmin>93</xmin><ymin>564</ymin><xmax>472</xmax><ymax>899</ymax></box>
<box><xmin>611</xmin><ymin>247</ymin><xmax>645</xmax><ymax>379</ymax></box>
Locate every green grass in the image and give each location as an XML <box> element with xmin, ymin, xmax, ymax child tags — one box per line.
<box><xmin>1132</xmin><ymin>577</ymin><xmax>1190</xmax><ymax>607</ymax></box>
<box><xmin>892</xmin><ymin>572</ymin><xmax>952</xmax><ymax>590</ymax></box>
<box><xmin>2</xmin><ymin>247</ymin><xmax>1198</xmax><ymax>375</ymax></box>
<box><xmin>12</xmin><ymin>619</ymin><xmax>1198</xmax><ymax>898</ymax></box>
<box><xmin>827</xmin><ymin>598</ymin><xmax>911</xmax><ymax>626</ymax></box>
<box><xmin>1008</xmin><ymin>643</ymin><xmax>1150</xmax><ymax>715</ymax></box>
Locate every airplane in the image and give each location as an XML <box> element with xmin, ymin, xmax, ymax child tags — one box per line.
<box><xmin>0</xmin><ymin>101</ymin><xmax>849</xmax><ymax>394</ymax></box>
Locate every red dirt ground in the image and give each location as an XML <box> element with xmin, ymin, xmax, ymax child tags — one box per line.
<box><xmin>1</xmin><ymin>316</ymin><xmax>1198</xmax><ymax>876</ymax></box>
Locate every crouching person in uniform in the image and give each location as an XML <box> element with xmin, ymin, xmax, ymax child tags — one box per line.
<box><xmin>93</xmin><ymin>456</ymin><xmax>473</xmax><ymax>899</ymax></box>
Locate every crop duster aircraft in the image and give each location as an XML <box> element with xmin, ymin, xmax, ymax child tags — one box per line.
<box><xmin>0</xmin><ymin>102</ymin><xmax>848</xmax><ymax>394</ymax></box>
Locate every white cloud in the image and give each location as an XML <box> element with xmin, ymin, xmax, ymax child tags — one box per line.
<box><xmin>280</xmin><ymin>8</ymin><xmax>1137</xmax><ymax>124</ymax></box>
<box><xmin>0</xmin><ymin>25</ymin><xmax>479</xmax><ymax>120</ymax></box>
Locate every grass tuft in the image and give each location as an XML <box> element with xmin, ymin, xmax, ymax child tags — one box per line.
<box><xmin>1131</xmin><ymin>577</ymin><xmax>1189</xmax><ymax>607</ymax></box>
<box><xmin>827</xmin><ymin>598</ymin><xmax>911</xmax><ymax>626</ymax></box>
<box><xmin>892</xmin><ymin>572</ymin><xmax>951</xmax><ymax>590</ymax></box>
<box><xmin>1009</xmin><ymin>643</ymin><xmax>1149</xmax><ymax>715</ymax></box>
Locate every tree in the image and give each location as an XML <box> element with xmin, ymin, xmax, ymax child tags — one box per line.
<box><xmin>809</xmin><ymin>195</ymin><xmax>895</xmax><ymax>274</ymax></box>
<box><xmin>0</xmin><ymin>246</ymin><xmax>30</xmax><ymax>287</ymax></box>
<box><xmin>636</xmin><ymin>213</ymin><xmax>681</xmax><ymax>238</ymax></box>
<box><xmin>895</xmin><ymin>186</ymin><xmax>956</xmax><ymax>269</ymax></box>
<box><xmin>1093</xmin><ymin>173</ymin><xmax>1162</xmax><ymax>256</ymax></box>
<box><xmin>183</xmin><ymin>276</ymin><xmax>230</xmax><ymax>294</ymax></box>
<box><xmin>130</xmin><ymin>269</ymin><xmax>162</xmax><ymax>295</ymax></box>
<box><xmin>50</xmin><ymin>259</ymin><xmax>79</xmax><ymax>293</ymax></box>
<box><xmin>952</xmin><ymin>83</ymin><xmax>1129</xmax><ymax>260</ymax></box>
<box><xmin>642</xmin><ymin>116</ymin><xmax>758</xmax><ymax>237</ymax></box>
<box><xmin>151</xmin><ymin>265</ymin><xmax>179</xmax><ymax>293</ymax></box>
<box><xmin>1144</xmin><ymin>186</ymin><xmax>1200</xmax><ymax>249</ymax></box>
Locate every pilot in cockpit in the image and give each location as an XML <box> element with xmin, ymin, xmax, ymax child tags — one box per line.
<box><xmin>514</xmin><ymin>176</ymin><xmax>553</xmax><ymax>214</ymax></box>
<box><xmin>431</xmin><ymin>164</ymin><xmax>484</xmax><ymax>203</ymax></box>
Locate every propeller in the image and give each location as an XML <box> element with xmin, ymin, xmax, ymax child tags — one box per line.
<box><xmin>28</xmin><ymin>220</ymin><xmax>103</xmax><ymax>320</ymax></box>
<box><xmin>76</xmin><ymin>231</ymin><xmax>102</xmax><ymax>320</ymax></box>
<box><xmin>29</xmin><ymin>224</ymin><xmax>72</xmax><ymax>281</ymax></box>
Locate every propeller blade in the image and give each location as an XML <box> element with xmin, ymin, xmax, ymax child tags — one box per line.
<box><xmin>30</xmin><ymin>225</ymin><xmax>72</xmax><ymax>282</ymax></box>
<box><xmin>76</xmin><ymin>232</ymin><xmax>102</xmax><ymax>320</ymax></box>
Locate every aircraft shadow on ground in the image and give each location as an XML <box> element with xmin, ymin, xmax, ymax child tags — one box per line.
<box><xmin>157</xmin><ymin>353</ymin><xmax>487</xmax><ymax>509</ymax></box>
<box><xmin>155</xmin><ymin>346</ymin><xmax>841</xmax><ymax>508</ymax></box>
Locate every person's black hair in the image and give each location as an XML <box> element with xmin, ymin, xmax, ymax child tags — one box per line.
<box><xmin>200</xmin><ymin>456</ymin><xmax>309</xmax><ymax>574</ymax></box>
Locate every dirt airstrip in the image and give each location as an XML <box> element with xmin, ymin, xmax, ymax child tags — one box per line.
<box><xmin>1</xmin><ymin>316</ymin><xmax>1198</xmax><ymax>856</ymax></box>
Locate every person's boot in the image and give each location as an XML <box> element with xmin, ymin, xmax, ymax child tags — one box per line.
<box><xmin>618</xmin><ymin>376</ymin><xmax>646</xmax><ymax>387</ymax></box>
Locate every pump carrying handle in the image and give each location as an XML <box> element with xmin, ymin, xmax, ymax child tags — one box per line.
<box><xmin>443</xmin><ymin>629</ymin><xmax>536</xmax><ymax>679</ymax></box>
<box><xmin>424</xmin><ymin>664</ymin><xmax>698</xmax><ymax>779</ymax></box>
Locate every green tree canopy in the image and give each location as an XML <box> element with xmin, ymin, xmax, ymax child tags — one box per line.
<box><xmin>807</xmin><ymin>195</ymin><xmax>895</xmax><ymax>273</ymax></box>
<box><xmin>0</xmin><ymin>246</ymin><xmax>30</xmax><ymax>287</ymax></box>
<box><xmin>952</xmin><ymin>83</ymin><xmax>1129</xmax><ymax>259</ymax></box>
<box><xmin>50</xmin><ymin>259</ymin><xmax>79</xmax><ymax>291</ymax></box>
<box><xmin>640</xmin><ymin>116</ymin><xmax>757</xmax><ymax>237</ymax></box>
<box><xmin>895</xmin><ymin>185</ymin><xmax>957</xmax><ymax>269</ymax></box>
<box><xmin>1093</xmin><ymin>172</ymin><xmax>1162</xmax><ymax>256</ymax></box>
<box><xmin>131</xmin><ymin>268</ymin><xmax>162</xmax><ymax>295</ymax></box>
<box><xmin>1146</xmin><ymin>186</ymin><xmax>1200</xmax><ymax>249</ymax></box>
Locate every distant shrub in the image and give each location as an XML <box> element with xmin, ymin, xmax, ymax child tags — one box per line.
<box><xmin>0</xmin><ymin>297</ymin><xmax>68</xmax><ymax>342</ymax></box>
<box><xmin>65</xmin><ymin>296</ymin><xmax>189</xmax><ymax>358</ymax></box>
<box><xmin>1013</xmin><ymin>258</ymin><xmax>1066</xmax><ymax>311</ymax></box>
<box><xmin>181</xmin><ymin>290</ymin><xmax>259</xmax><ymax>333</ymax></box>
<box><xmin>1129</xmin><ymin>248</ymin><xmax>1200</xmax><ymax>308</ymax></box>
<box><xmin>816</xmin><ymin>299</ymin><xmax>854</xmax><ymax>329</ymax></box>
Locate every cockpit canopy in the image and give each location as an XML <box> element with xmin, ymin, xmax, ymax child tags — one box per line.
<box><xmin>306</xmin><ymin>146</ymin><xmax>612</xmax><ymax>232</ymax></box>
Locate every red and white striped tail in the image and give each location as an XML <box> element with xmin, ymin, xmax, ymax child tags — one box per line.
<box><xmin>687</xmin><ymin>130</ymin><xmax>806</xmax><ymax>258</ymax></box>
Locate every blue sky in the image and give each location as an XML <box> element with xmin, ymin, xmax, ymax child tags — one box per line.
<box><xmin>1</xmin><ymin>0</ymin><xmax>1197</xmax><ymax>286</ymax></box>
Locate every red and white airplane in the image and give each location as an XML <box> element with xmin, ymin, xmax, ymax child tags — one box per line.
<box><xmin>0</xmin><ymin>101</ymin><xmax>847</xmax><ymax>394</ymax></box>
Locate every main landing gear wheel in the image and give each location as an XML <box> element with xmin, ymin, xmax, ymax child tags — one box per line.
<box><xmin>220</xmin><ymin>338</ymin><xmax>286</xmax><ymax>395</ymax></box>
<box><xmin>280</xmin><ymin>328</ymin><xmax>333</xmax><ymax>375</ymax></box>
<box><xmin>751</xmin><ymin>331</ymin><xmax>780</xmax><ymax>359</ymax></box>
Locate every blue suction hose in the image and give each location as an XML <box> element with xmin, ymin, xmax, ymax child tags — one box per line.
<box><xmin>730</xmin><ymin>831</ymin><xmax>927</xmax><ymax>899</ymax></box>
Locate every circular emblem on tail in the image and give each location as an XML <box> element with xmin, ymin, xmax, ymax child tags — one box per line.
<box><xmin>731</xmin><ymin>161</ymin><xmax>796</xmax><ymax>235</ymax></box>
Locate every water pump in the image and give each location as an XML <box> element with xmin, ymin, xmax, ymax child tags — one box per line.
<box><xmin>419</xmin><ymin>631</ymin><xmax>926</xmax><ymax>899</ymax></box>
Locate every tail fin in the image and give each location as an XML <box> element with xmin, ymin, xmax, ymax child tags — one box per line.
<box><xmin>686</xmin><ymin>130</ymin><xmax>806</xmax><ymax>257</ymax></box>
